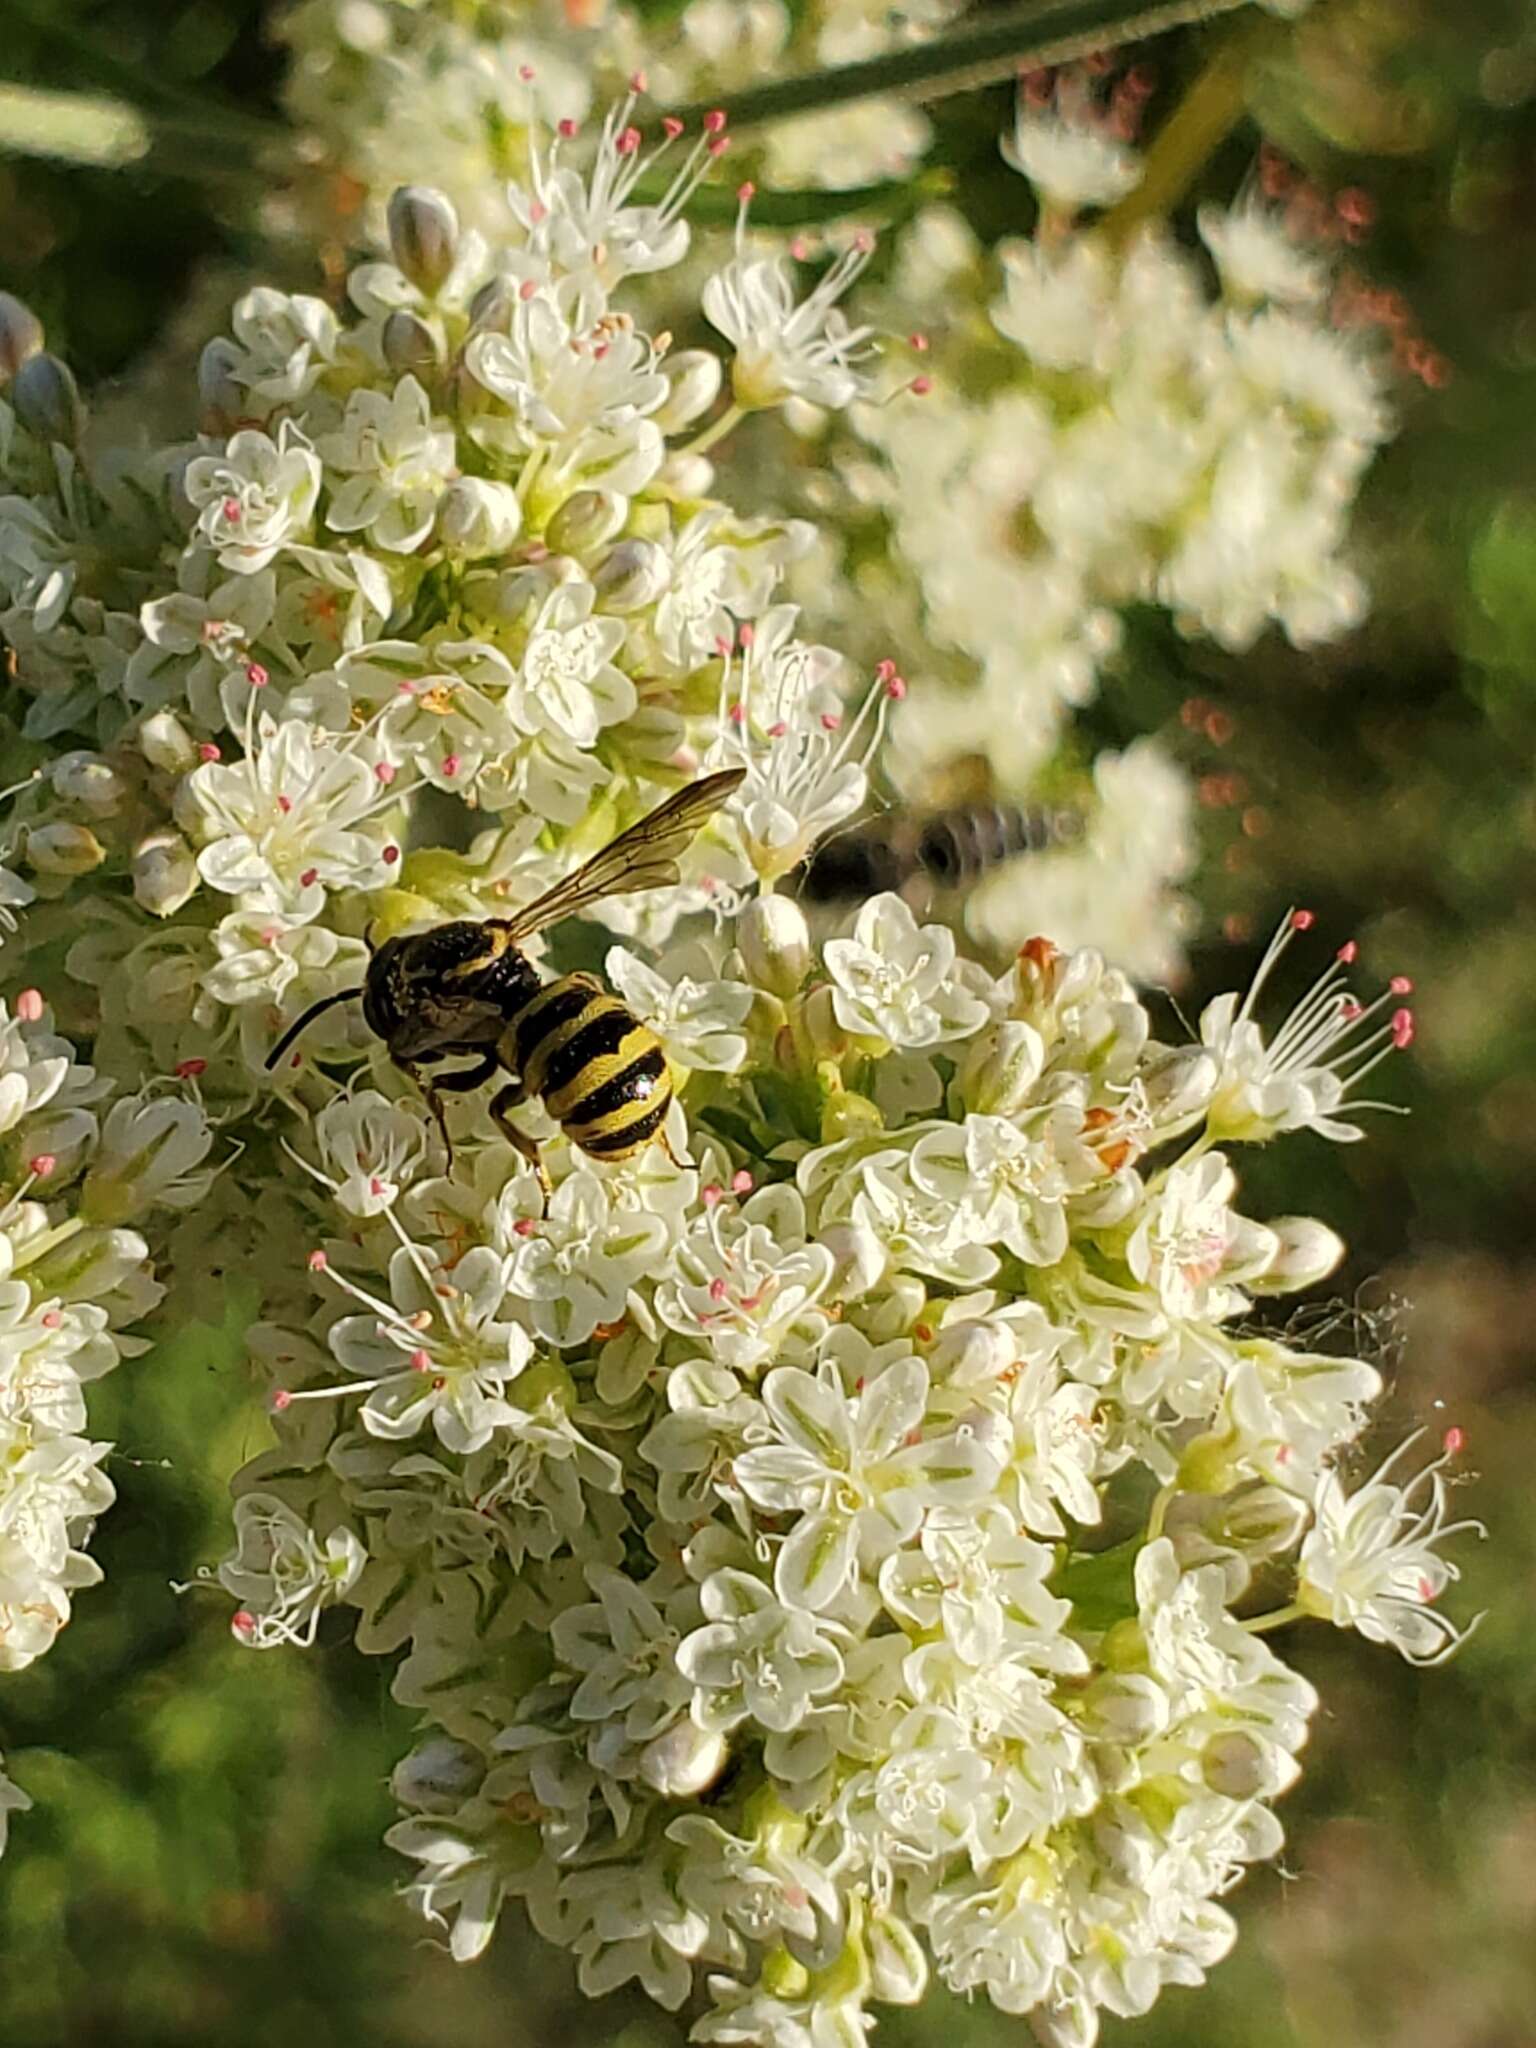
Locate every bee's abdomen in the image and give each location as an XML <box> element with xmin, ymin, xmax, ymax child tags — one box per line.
<box><xmin>915</xmin><ymin>803</ymin><xmax>1077</xmax><ymax>886</ymax></box>
<box><xmin>510</xmin><ymin>975</ymin><xmax>672</xmax><ymax>1162</ymax></box>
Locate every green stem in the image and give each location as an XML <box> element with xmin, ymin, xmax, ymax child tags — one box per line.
<box><xmin>665</xmin><ymin>0</ymin><xmax>1255</xmax><ymax>135</ymax></box>
<box><xmin>681</xmin><ymin>403</ymin><xmax>747</xmax><ymax>459</ymax></box>
<box><xmin>1242</xmin><ymin>1600</ymin><xmax>1305</xmax><ymax>1636</ymax></box>
<box><xmin>1100</xmin><ymin>22</ymin><xmax>1271</xmax><ymax>243</ymax></box>
<box><xmin>1146</xmin><ymin>1482</ymin><xmax>1176</xmax><ymax>1543</ymax></box>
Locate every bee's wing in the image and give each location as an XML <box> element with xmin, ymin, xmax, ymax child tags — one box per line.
<box><xmin>499</xmin><ymin>768</ymin><xmax>745</xmax><ymax>942</ymax></box>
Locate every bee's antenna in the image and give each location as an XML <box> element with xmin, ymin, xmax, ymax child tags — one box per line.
<box><xmin>264</xmin><ymin>988</ymin><xmax>364</xmax><ymax>1072</ymax></box>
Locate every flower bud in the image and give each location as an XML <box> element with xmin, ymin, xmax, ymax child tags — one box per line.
<box><xmin>390</xmin><ymin>1737</ymin><xmax>485</xmax><ymax>1814</ymax></box>
<box><xmin>196</xmin><ymin>337</ymin><xmax>243</xmax><ymax>433</ymax></box>
<box><xmin>132</xmin><ymin>831</ymin><xmax>199</xmax><ymax>917</ymax></box>
<box><xmin>655</xmin><ymin>451</ymin><xmax>715</xmax><ymax>499</ymax></box>
<box><xmin>820</xmin><ymin>1089</ymin><xmax>883</xmax><ymax>1145</ymax></box>
<box><xmin>381</xmin><ymin>308</ymin><xmax>442</xmax><ymax>377</ymax></box>
<box><xmin>436</xmin><ymin>477</ymin><xmax>523</xmax><ymax>557</ymax></box>
<box><xmin>1201</xmin><ymin>1730</ymin><xmax>1278</xmax><ymax>1800</ymax></box>
<box><xmin>467</xmin><ymin>275</ymin><xmax>515</xmax><ymax>333</ymax></box>
<box><xmin>592</xmin><ymin>537</ymin><xmax>668</xmax><ymax>611</ymax></box>
<box><xmin>927</xmin><ymin>1318</ymin><xmax>1013</xmax><ymax>1387</ymax></box>
<box><xmin>958</xmin><ymin>1019</ymin><xmax>1045</xmax><ymax>1116</ymax></box>
<box><xmin>637</xmin><ymin>1720</ymin><xmax>730</xmax><ymax>1800</ymax></box>
<box><xmin>1143</xmin><ymin>1044</ymin><xmax>1219</xmax><ymax>1122</ymax></box>
<box><xmin>0</xmin><ymin>291</ymin><xmax>45</xmax><ymax>382</ymax></box>
<box><xmin>738</xmin><ymin>894</ymin><xmax>812</xmax><ymax>999</ymax></box>
<box><xmin>1248</xmin><ymin>1215</ymin><xmax>1346</xmax><ymax>1295</ymax></box>
<box><xmin>545</xmin><ymin>488</ymin><xmax>627</xmax><ymax>555</ymax></box>
<box><xmin>862</xmin><ymin>1273</ymin><xmax>927</xmax><ymax>1343</ymax></box>
<box><xmin>1080</xmin><ymin>1670</ymin><xmax>1168</xmax><ymax>1743</ymax></box>
<box><xmin>11</xmin><ymin>351</ymin><xmax>85</xmax><ymax>448</ymax></box>
<box><xmin>867</xmin><ymin>1910</ymin><xmax>928</xmax><ymax>2005</ymax></box>
<box><xmin>799</xmin><ymin>986</ymin><xmax>848</xmax><ymax>1060</ymax></box>
<box><xmin>819</xmin><ymin>1219</ymin><xmax>885</xmax><ymax>1303</ymax></box>
<box><xmin>25</xmin><ymin>821</ymin><xmax>106</xmax><ymax>876</ymax></box>
<box><xmin>387</xmin><ymin>186</ymin><xmax>459</xmax><ymax>295</ymax></box>
<box><xmin>138</xmin><ymin>710</ymin><xmax>198</xmax><ymax>776</ymax></box>
<box><xmin>49</xmin><ymin>750</ymin><xmax>125</xmax><ymax>815</ymax></box>
<box><xmin>1215</xmin><ymin>1483</ymin><xmax>1309</xmax><ymax>1559</ymax></box>
<box><xmin>653</xmin><ymin>348</ymin><xmax>723</xmax><ymax>433</ymax></box>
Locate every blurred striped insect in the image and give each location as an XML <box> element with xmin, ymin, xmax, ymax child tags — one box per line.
<box><xmin>800</xmin><ymin>797</ymin><xmax>1084</xmax><ymax>906</ymax></box>
<box><xmin>265</xmin><ymin>769</ymin><xmax>745</xmax><ymax>1188</ymax></box>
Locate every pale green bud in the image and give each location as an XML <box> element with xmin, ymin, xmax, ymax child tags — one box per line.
<box><xmin>381</xmin><ymin>308</ymin><xmax>441</xmax><ymax>377</ymax></box>
<box><xmin>545</xmin><ymin>489</ymin><xmax>626</xmax><ymax>554</ymax></box>
<box><xmin>1215</xmin><ymin>1483</ymin><xmax>1309</xmax><ymax>1558</ymax></box>
<box><xmin>1081</xmin><ymin>1669</ymin><xmax>1168</xmax><ymax>1743</ymax></box>
<box><xmin>592</xmin><ymin>537</ymin><xmax>668</xmax><ymax>611</ymax></box>
<box><xmin>132</xmin><ymin>831</ymin><xmax>199</xmax><ymax>917</ymax></box>
<box><xmin>1201</xmin><ymin>1730</ymin><xmax>1276</xmax><ymax>1800</ymax></box>
<box><xmin>653</xmin><ymin>348</ymin><xmax>722</xmax><ymax>433</ymax></box>
<box><xmin>0</xmin><ymin>291</ymin><xmax>44</xmax><ymax>383</ymax></box>
<box><xmin>958</xmin><ymin>1019</ymin><xmax>1045</xmax><ymax>1116</ymax></box>
<box><xmin>637</xmin><ymin>1721</ymin><xmax>729</xmax><ymax>1799</ymax></box>
<box><xmin>819</xmin><ymin>1219</ymin><xmax>885</xmax><ymax>1303</ymax></box>
<box><xmin>12</xmin><ymin>351</ymin><xmax>85</xmax><ymax>448</ymax></box>
<box><xmin>928</xmin><ymin>1317</ymin><xmax>1013</xmax><ymax>1387</ymax></box>
<box><xmin>387</xmin><ymin>186</ymin><xmax>459</xmax><ymax>295</ymax></box>
<box><xmin>867</xmin><ymin>1909</ymin><xmax>928</xmax><ymax>2005</ymax></box>
<box><xmin>1143</xmin><ymin>1044</ymin><xmax>1219</xmax><ymax>1122</ymax></box>
<box><xmin>25</xmin><ymin>821</ymin><xmax>105</xmax><ymax>876</ymax></box>
<box><xmin>737</xmin><ymin>893</ymin><xmax>812</xmax><ymax>998</ymax></box>
<box><xmin>1248</xmin><ymin>1215</ymin><xmax>1346</xmax><ymax>1294</ymax></box>
<box><xmin>390</xmin><ymin>1737</ymin><xmax>484</xmax><ymax>1815</ymax></box>
<box><xmin>655</xmin><ymin>450</ymin><xmax>714</xmax><ymax>498</ymax></box>
<box><xmin>49</xmin><ymin>750</ymin><xmax>125</xmax><ymax>815</ymax></box>
<box><xmin>436</xmin><ymin>477</ymin><xmax>523</xmax><ymax>557</ymax></box>
<box><xmin>138</xmin><ymin>710</ymin><xmax>198</xmax><ymax>775</ymax></box>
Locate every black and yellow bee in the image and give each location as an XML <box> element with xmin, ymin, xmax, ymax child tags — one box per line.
<box><xmin>800</xmin><ymin>798</ymin><xmax>1084</xmax><ymax>905</ymax></box>
<box><xmin>265</xmin><ymin>769</ymin><xmax>744</xmax><ymax>1186</ymax></box>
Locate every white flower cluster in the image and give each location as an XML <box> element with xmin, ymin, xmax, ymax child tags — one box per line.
<box><xmin>784</xmin><ymin>80</ymin><xmax>1395</xmax><ymax>972</ymax></box>
<box><xmin>0</xmin><ymin>104</ymin><xmax>895</xmax><ymax>1855</ymax></box>
<box><xmin>0</xmin><ymin>991</ymin><xmax>200</xmax><ymax>1677</ymax></box>
<box><xmin>213</xmin><ymin>891</ymin><xmax>1474</xmax><ymax>2046</ymax></box>
<box><xmin>0</xmin><ymin>112</ymin><xmax>901</xmax><ymax>1108</ymax></box>
<box><xmin>275</xmin><ymin>0</ymin><xmax>965</xmax><ymax>246</ymax></box>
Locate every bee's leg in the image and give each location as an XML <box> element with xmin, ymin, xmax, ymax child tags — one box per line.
<box><xmin>413</xmin><ymin>1050</ymin><xmax>500</xmax><ymax>1167</ymax></box>
<box><xmin>489</xmin><ymin>1079</ymin><xmax>552</xmax><ymax>1208</ymax></box>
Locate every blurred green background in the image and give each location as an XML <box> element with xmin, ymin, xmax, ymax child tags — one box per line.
<box><xmin>2</xmin><ymin>1</ymin><xmax>1534</xmax><ymax>2043</ymax></box>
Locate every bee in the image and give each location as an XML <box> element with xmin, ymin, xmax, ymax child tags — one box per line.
<box><xmin>800</xmin><ymin>799</ymin><xmax>1084</xmax><ymax>905</ymax></box>
<box><xmin>264</xmin><ymin>769</ymin><xmax>745</xmax><ymax>1187</ymax></box>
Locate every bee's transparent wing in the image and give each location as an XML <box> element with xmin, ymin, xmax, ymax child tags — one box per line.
<box><xmin>499</xmin><ymin>768</ymin><xmax>745</xmax><ymax>943</ymax></box>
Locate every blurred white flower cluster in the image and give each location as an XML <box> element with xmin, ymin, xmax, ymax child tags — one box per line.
<box><xmin>209</xmin><ymin>886</ymin><xmax>1471</xmax><ymax>2046</ymax></box>
<box><xmin>276</xmin><ymin>0</ymin><xmax>965</xmax><ymax>247</ymax></box>
<box><xmin>0</xmin><ymin>991</ymin><xmax>205</xmax><ymax>1674</ymax></box>
<box><xmin>786</xmin><ymin>73</ymin><xmax>1395</xmax><ymax>974</ymax></box>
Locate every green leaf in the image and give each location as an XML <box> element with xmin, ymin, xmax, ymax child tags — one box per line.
<box><xmin>1056</xmin><ymin>1535</ymin><xmax>1144</xmax><ymax>1631</ymax></box>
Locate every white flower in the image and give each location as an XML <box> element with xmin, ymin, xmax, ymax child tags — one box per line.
<box><xmin>550</xmin><ymin>1563</ymin><xmax>695</xmax><ymax>1745</ymax></box>
<box><xmin>319</xmin><ymin>374</ymin><xmax>457</xmax><ymax>553</ymax></box>
<box><xmin>315</xmin><ymin>1242</ymin><xmax>533</xmax><ymax>1452</ymax></box>
<box><xmin>82</xmin><ymin>1094</ymin><xmax>216</xmax><ymax>1223</ymax></box>
<box><xmin>184</xmin><ymin>424</ymin><xmax>322</xmax><ymax>573</ymax></box>
<box><xmin>678</xmin><ymin>1568</ymin><xmax>845</xmax><ymax>1733</ymax></box>
<box><xmin>735</xmin><ymin>1357</ymin><xmax>994</xmax><ymax>1612</ymax></box>
<box><xmin>653</xmin><ymin>512</ymin><xmax>808</xmax><ymax>672</ymax></box>
<box><xmin>342</xmin><ymin>638</ymin><xmax>522</xmax><ymax>796</ymax></box>
<box><xmin>1127</xmin><ymin>1153</ymin><xmax>1274</xmax><ymax>1324</ymax></box>
<box><xmin>502</xmin><ymin>1169</ymin><xmax>671</xmax><ymax>1349</ymax></box>
<box><xmin>1001</xmin><ymin>112</ymin><xmax>1142</xmax><ymax>211</ymax></box>
<box><xmin>1298</xmin><ymin>1433</ymin><xmax>1485</xmax><ymax>1665</ymax></box>
<box><xmin>823</xmin><ymin>894</ymin><xmax>990</xmax><ymax>1050</ymax></box>
<box><xmin>311</xmin><ymin>1090</ymin><xmax>429</xmax><ymax>1216</ymax></box>
<box><xmin>909</xmin><ymin>1114</ymin><xmax>1072</xmax><ymax>1266</ymax></box>
<box><xmin>1201</xmin><ymin>912</ymin><xmax>1413</xmax><ymax>1143</ymax></box>
<box><xmin>178</xmin><ymin>714</ymin><xmax>399</xmax><ymax>918</ymax></box>
<box><xmin>220</xmin><ymin>1491</ymin><xmax>365</xmax><ymax>1649</ymax></box>
<box><xmin>879</xmin><ymin>1508</ymin><xmax>1065</xmax><ymax>1667</ymax></box>
<box><xmin>605</xmin><ymin>944</ymin><xmax>752</xmax><ymax>1075</ymax></box>
<box><xmin>655</xmin><ymin>1186</ymin><xmax>833</xmax><ymax>1374</ymax></box>
<box><xmin>705</xmin><ymin>232</ymin><xmax>878</xmax><ymax>410</ymax></box>
<box><xmin>516</xmin><ymin>579</ymin><xmax>635</xmax><ymax>746</ymax></box>
<box><xmin>1198</xmin><ymin>202</ymin><xmax>1326</xmax><ymax>307</ymax></box>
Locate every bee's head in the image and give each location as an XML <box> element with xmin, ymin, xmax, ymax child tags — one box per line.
<box><xmin>360</xmin><ymin>935</ymin><xmax>408</xmax><ymax>1043</ymax></box>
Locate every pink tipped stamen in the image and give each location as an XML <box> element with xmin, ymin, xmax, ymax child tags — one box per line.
<box><xmin>16</xmin><ymin>988</ymin><xmax>45</xmax><ymax>1023</ymax></box>
<box><xmin>1290</xmin><ymin>908</ymin><xmax>1316</xmax><ymax>931</ymax></box>
<box><xmin>702</xmin><ymin>1183</ymin><xmax>723</xmax><ymax>1208</ymax></box>
<box><xmin>29</xmin><ymin>1154</ymin><xmax>56</xmax><ymax>1179</ymax></box>
<box><xmin>1337</xmin><ymin>940</ymin><xmax>1358</xmax><ymax>964</ymax></box>
<box><xmin>1443</xmin><ymin>1425</ymin><xmax>1465</xmax><ymax>1456</ymax></box>
<box><xmin>198</xmin><ymin>742</ymin><xmax>221</xmax><ymax>762</ymax></box>
<box><xmin>441</xmin><ymin>754</ymin><xmax>462</xmax><ymax>779</ymax></box>
<box><xmin>513</xmin><ymin>1216</ymin><xmax>537</xmax><ymax>1237</ymax></box>
<box><xmin>245</xmin><ymin>662</ymin><xmax>269</xmax><ymax>689</ymax></box>
<box><xmin>558</xmin><ymin>118</ymin><xmax>578</xmax><ymax>139</ymax></box>
<box><xmin>1392</xmin><ymin>1008</ymin><xmax>1414</xmax><ymax>1048</ymax></box>
<box><xmin>663</xmin><ymin>116</ymin><xmax>684</xmax><ymax>140</ymax></box>
<box><xmin>703</xmin><ymin>109</ymin><xmax>727</xmax><ymax>134</ymax></box>
<box><xmin>382</xmin><ymin>845</ymin><xmax>400</xmax><ymax>865</ymax></box>
<box><xmin>731</xmin><ymin>1169</ymin><xmax>754</xmax><ymax>1194</ymax></box>
<box><xmin>708</xmin><ymin>1278</ymin><xmax>729</xmax><ymax>1303</ymax></box>
<box><xmin>1390</xmin><ymin>975</ymin><xmax>1413</xmax><ymax>994</ymax></box>
<box><xmin>307</xmin><ymin>1250</ymin><xmax>328</xmax><ymax>1271</ymax></box>
<box><xmin>175</xmin><ymin>1058</ymin><xmax>208</xmax><ymax>1079</ymax></box>
<box><xmin>910</xmin><ymin>375</ymin><xmax>933</xmax><ymax>397</ymax></box>
<box><xmin>374</xmin><ymin>761</ymin><xmax>396</xmax><ymax>785</ymax></box>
